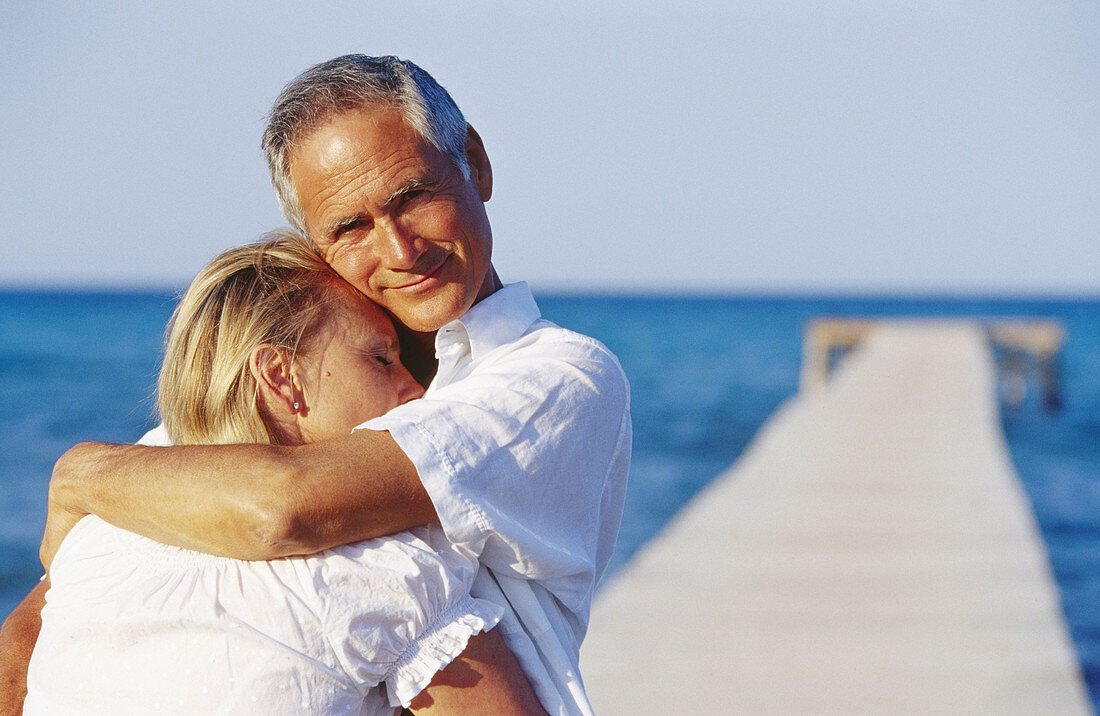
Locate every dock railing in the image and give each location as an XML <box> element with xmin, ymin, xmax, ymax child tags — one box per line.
<box><xmin>802</xmin><ymin>318</ymin><xmax>1065</xmax><ymax>410</ymax></box>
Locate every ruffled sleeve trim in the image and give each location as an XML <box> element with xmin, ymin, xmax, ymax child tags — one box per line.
<box><xmin>385</xmin><ymin>595</ymin><xmax>504</xmax><ymax>707</ymax></box>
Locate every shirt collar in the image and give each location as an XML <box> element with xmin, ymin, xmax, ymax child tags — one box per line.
<box><xmin>435</xmin><ymin>282</ymin><xmax>541</xmax><ymax>362</ymax></box>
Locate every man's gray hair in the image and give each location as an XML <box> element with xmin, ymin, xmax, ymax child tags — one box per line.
<box><xmin>262</xmin><ymin>55</ymin><xmax>470</xmax><ymax>235</ymax></box>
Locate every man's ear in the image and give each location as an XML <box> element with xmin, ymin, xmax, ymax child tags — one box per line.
<box><xmin>465</xmin><ymin>124</ymin><xmax>493</xmax><ymax>202</ymax></box>
<box><xmin>248</xmin><ymin>344</ymin><xmax>301</xmax><ymax>417</ymax></box>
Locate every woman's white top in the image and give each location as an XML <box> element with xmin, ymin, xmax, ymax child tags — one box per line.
<box><xmin>24</xmin><ymin>516</ymin><xmax>502</xmax><ymax>715</ymax></box>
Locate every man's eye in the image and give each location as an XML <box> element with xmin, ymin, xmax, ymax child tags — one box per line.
<box><xmin>337</xmin><ymin>219</ymin><xmax>369</xmax><ymax>236</ymax></box>
<box><xmin>399</xmin><ymin>189</ymin><xmax>429</xmax><ymax>208</ymax></box>
<box><xmin>374</xmin><ymin>355</ymin><xmax>393</xmax><ymax>367</ymax></box>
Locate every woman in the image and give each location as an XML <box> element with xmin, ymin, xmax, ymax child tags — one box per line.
<box><xmin>24</xmin><ymin>232</ymin><xmax>545</xmax><ymax>715</ymax></box>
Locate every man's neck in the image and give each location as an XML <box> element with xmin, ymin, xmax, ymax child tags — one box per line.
<box><xmin>399</xmin><ymin>266</ymin><xmax>504</xmax><ymax>388</ymax></box>
<box><xmin>477</xmin><ymin>266</ymin><xmax>504</xmax><ymax>305</ymax></box>
<box><xmin>397</xmin><ymin>326</ymin><xmax>439</xmax><ymax>388</ymax></box>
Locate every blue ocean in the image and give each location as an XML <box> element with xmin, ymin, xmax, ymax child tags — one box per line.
<box><xmin>2</xmin><ymin>291</ymin><xmax>1098</xmax><ymax>705</ymax></box>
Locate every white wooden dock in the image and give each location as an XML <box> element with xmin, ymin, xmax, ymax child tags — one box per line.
<box><xmin>582</xmin><ymin>322</ymin><xmax>1089</xmax><ymax>714</ymax></box>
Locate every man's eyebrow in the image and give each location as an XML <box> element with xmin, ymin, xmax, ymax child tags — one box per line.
<box><xmin>385</xmin><ymin>178</ymin><xmax>432</xmax><ymax>206</ymax></box>
<box><xmin>322</xmin><ymin>213</ymin><xmax>365</xmax><ymax>238</ymax></box>
<box><xmin>320</xmin><ymin>177</ymin><xmax>436</xmax><ymax>237</ymax></box>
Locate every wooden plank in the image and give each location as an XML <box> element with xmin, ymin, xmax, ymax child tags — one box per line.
<box><xmin>582</xmin><ymin>322</ymin><xmax>1089</xmax><ymax>715</ymax></box>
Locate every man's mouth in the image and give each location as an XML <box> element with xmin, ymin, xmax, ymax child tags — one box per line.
<box><xmin>389</xmin><ymin>255</ymin><xmax>449</xmax><ymax>293</ymax></box>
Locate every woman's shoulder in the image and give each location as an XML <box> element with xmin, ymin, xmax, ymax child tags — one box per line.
<box><xmin>312</xmin><ymin>525</ymin><xmax>477</xmax><ymax>597</ymax></box>
<box><xmin>49</xmin><ymin>514</ymin><xmax>196</xmax><ymax>578</ymax></box>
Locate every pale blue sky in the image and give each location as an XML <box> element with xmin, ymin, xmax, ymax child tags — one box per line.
<box><xmin>1</xmin><ymin>2</ymin><xmax>1097</xmax><ymax>294</ymax></box>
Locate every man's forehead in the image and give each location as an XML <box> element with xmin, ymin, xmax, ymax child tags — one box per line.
<box><xmin>311</xmin><ymin>131</ymin><xmax>358</xmax><ymax>173</ymax></box>
<box><xmin>294</xmin><ymin>106</ymin><xmax>425</xmax><ymax>170</ymax></box>
<box><xmin>288</xmin><ymin>108</ymin><xmax>442</xmax><ymax>233</ymax></box>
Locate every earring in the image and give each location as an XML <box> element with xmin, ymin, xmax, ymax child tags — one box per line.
<box><xmin>293</xmin><ymin>401</ymin><xmax>301</xmax><ymax>412</ymax></box>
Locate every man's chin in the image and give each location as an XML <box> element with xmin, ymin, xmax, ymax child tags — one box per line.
<box><xmin>387</xmin><ymin>291</ymin><xmax>471</xmax><ymax>333</ymax></box>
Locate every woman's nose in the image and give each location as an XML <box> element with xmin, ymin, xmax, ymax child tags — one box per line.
<box><xmin>395</xmin><ymin>363</ymin><xmax>426</xmax><ymax>403</ymax></box>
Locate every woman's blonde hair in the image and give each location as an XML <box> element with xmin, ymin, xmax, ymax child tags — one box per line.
<box><xmin>157</xmin><ymin>230</ymin><xmax>354</xmax><ymax>445</ymax></box>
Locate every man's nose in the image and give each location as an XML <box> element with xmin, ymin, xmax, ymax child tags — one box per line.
<box><xmin>375</xmin><ymin>217</ymin><xmax>422</xmax><ymax>270</ymax></box>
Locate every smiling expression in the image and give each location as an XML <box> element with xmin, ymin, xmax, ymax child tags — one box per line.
<box><xmin>289</xmin><ymin>107</ymin><xmax>497</xmax><ymax>333</ymax></box>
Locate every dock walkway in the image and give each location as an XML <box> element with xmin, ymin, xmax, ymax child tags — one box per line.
<box><xmin>581</xmin><ymin>322</ymin><xmax>1089</xmax><ymax>714</ymax></box>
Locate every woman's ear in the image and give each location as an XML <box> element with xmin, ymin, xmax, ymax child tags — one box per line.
<box><xmin>248</xmin><ymin>344</ymin><xmax>302</xmax><ymax>418</ymax></box>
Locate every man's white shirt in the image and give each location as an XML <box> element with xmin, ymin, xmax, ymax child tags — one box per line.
<box><xmin>363</xmin><ymin>282</ymin><xmax>631</xmax><ymax>716</ymax></box>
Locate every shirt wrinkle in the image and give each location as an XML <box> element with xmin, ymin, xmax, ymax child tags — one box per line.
<box><xmin>28</xmin><ymin>516</ymin><xmax>501</xmax><ymax>715</ymax></box>
<box><xmin>442</xmin><ymin>281</ymin><xmax>540</xmax><ymax>362</ymax></box>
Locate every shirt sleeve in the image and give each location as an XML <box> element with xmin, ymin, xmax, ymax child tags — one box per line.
<box><xmin>362</xmin><ymin>330</ymin><xmax>631</xmax><ymax>613</ymax></box>
<box><xmin>316</xmin><ymin>528</ymin><xmax>503</xmax><ymax>708</ymax></box>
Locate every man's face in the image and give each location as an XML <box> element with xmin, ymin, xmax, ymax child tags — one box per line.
<box><xmin>289</xmin><ymin>107</ymin><xmax>496</xmax><ymax>333</ymax></box>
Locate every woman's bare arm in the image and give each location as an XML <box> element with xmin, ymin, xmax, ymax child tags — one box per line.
<box><xmin>408</xmin><ymin>629</ymin><xmax>547</xmax><ymax>715</ymax></box>
<box><xmin>0</xmin><ymin>581</ymin><xmax>47</xmax><ymax>716</ymax></box>
<box><xmin>43</xmin><ymin>430</ymin><xmax>437</xmax><ymax>567</ymax></box>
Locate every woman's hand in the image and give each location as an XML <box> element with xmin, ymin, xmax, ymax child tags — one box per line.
<box><xmin>0</xmin><ymin>580</ymin><xmax>48</xmax><ymax>715</ymax></box>
<box><xmin>408</xmin><ymin>629</ymin><xmax>548</xmax><ymax>715</ymax></box>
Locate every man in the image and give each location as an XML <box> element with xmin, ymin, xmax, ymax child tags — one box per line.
<box><xmin>1</xmin><ymin>55</ymin><xmax>630</xmax><ymax>716</ymax></box>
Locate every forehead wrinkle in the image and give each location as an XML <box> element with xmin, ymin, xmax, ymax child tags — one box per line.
<box><xmin>358</xmin><ymin>332</ymin><xmax>393</xmax><ymax>354</ymax></box>
<box><xmin>384</xmin><ymin>177</ymin><xmax>431</xmax><ymax>206</ymax></box>
<box><xmin>313</xmin><ymin>148</ymin><xmax>434</xmax><ymax>238</ymax></box>
<box><xmin>305</xmin><ymin>160</ymin><xmax>376</xmax><ymax>238</ymax></box>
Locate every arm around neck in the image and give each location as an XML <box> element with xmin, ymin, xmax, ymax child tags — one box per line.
<box><xmin>44</xmin><ymin>430</ymin><xmax>436</xmax><ymax>563</ymax></box>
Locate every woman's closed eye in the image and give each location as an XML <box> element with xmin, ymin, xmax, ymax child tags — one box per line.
<box><xmin>359</xmin><ymin>348</ymin><xmax>396</xmax><ymax>367</ymax></box>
